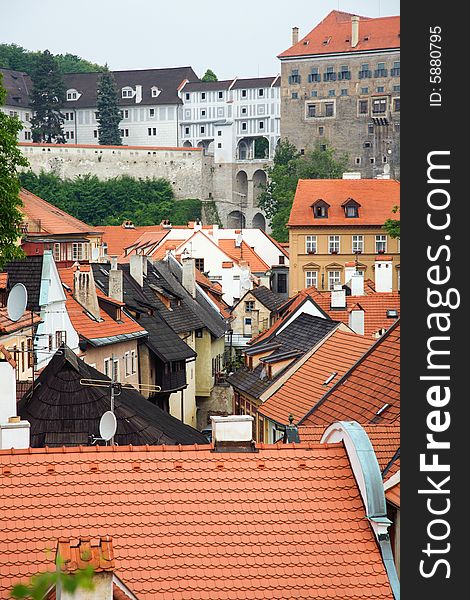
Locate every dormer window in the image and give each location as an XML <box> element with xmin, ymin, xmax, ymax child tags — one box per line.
<box><xmin>341</xmin><ymin>198</ymin><xmax>361</xmax><ymax>218</ymax></box>
<box><xmin>311</xmin><ymin>199</ymin><xmax>330</xmax><ymax>218</ymax></box>
<box><xmin>122</xmin><ymin>87</ymin><xmax>134</xmax><ymax>98</ymax></box>
<box><xmin>66</xmin><ymin>89</ymin><xmax>80</xmax><ymax>101</ymax></box>
<box><xmin>151</xmin><ymin>86</ymin><xmax>161</xmax><ymax>98</ymax></box>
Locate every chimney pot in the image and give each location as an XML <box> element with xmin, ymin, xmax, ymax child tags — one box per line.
<box><xmin>292</xmin><ymin>26</ymin><xmax>299</xmax><ymax>45</ymax></box>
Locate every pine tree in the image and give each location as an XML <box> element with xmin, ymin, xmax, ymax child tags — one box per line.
<box><xmin>202</xmin><ymin>69</ymin><xmax>218</xmax><ymax>82</ymax></box>
<box><xmin>96</xmin><ymin>68</ymin><xmax>122</xmax><ymax>146</ymax></box>
<box><xmin>0</xmin><ymin>74</ymin><xmax>28</xmax><ymax>268</ymax></box>
<box><xmin>30</xmin><ymin>50</ymin><xmax>66</xmax><ymax>143</ymax></box>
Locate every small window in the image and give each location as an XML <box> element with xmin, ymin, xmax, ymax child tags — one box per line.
<box><xmin>352</xmin><ymin>235</ymin><xmax>364</xmax><ymax>253</ymax></box>
<box><xmin>320</xmin><ymin>144</ymin><xmax>327</xmax><ymax>151</ymax></box>
<box><xmin>376</xmin><ymin>86</ymin><xmax>385</xmax><ymax>93</ymax></box>
<box><xmin>311</xmin><ymin>90</ymin><xmax>318</xmax><ymax>97</ymax></box>
<box><xmin>328</xmin><ymin>89</ymin><xmax>335</xmax><ymax>97</ymax></box>
<box><xmin>201</xmin><ymin>92</ymin><xmax>206</xmax><ymax>100</ymax></box>
<box><xmin>195</xmin><ymin>257</ymin><xmax>205</xmax><ymax>272</ymax></box>
<box><xmin>218</xmin><ymin>91</ymin><xmax>223</xmax><ymax>99</ymax></box>
<box><xmin>341</xmin><ymin>89</ymin><xmax>348</xmax><ymax>96</ymax></box>
<box><xmin>313</xmin><ymin>202</ymin><xmax>328</xmax><ymax>218</ymax></box>
<box><xmin>279</xmin><ymin>255</ymin><xmax>285</xmax><ymax>265</ymax></box>
<box><xmin>355</xmin><ymin>157</ymin><xmax>361</xmax><ymax>165</ymax></box>
<box><xmin>393</xmin><ymin>98</ymin><xmax>400</xmax><ymax>112</ymax></box>
<box><xmin>259</xmin><ymin>121</ymin><xmax>264</xmax><ymax>129</ymax></box>
<box><xmin>245</xmin><ymin>300</ymin><xmax>255</xmax><ymax>312</ymax></box>
<box><xmin>151</xmin><ymin>87</ymin><xmax>160</xmax><ymax>97</ymax></box>
<box><xmin>359</xmin><ymin>99</ymin><xmax>368</xmax><ymax>114</ymax></box>
<box><xmin>185</xmin><ymin>92</ymin><xmax>190</xmax><ymax>101</ymax></box>
<box><xmin>122</xmin><ymin>87</ymin><xmax>133</xmax><ymax>98</ymax></box>
<box><xmin>325</xmin><ymin>102</ymin><xmax>334</xmax><ymax>117</ymax></box>
<box><xmin>318</xmin><ymin>126</ymin><xmax>324</xmax><ymax>135</ymax></box>
<box><xmin>376</xmin><ymin>235</ymin><xmax>387</xmax><ymax>253</ymax></box>
<box><xmin>258</xmin><ymin>89</ymin><xmax>264</xmax><ymax>97</ymax></box>
<box><xmin>241</xmin><ymin>106</ymin><xmax>247</xmax><ymax>114</ymax></box>
<box><xmin>361</xmin><ymin>87</ymin><xmax>369</xmax><ymax>94</ymax></box>
<box><xmin>306</xmin><ymin>235</ymin><xmax>317</xmax><ymax>253</ymax></box>
<box><xmin>305</xmin><ymin>271</ymin><xmax>318</xmax><ymax>288</ymax></box>
<box><xmin>200</xmin><ymin>126</ymin><xmax>205</xmax><ymax>134</ymax></box>
<box><xmin>217</xmin><ymin>130</ymin><xmax>222</xmax><ymax>136</ymax></box>
<box><xmin>329</xmin><ymin>235</ymin><xmax>340</xmax><ymax>254</ymax></box>
<box><xmin>368</xmin><ymin>123</ymin><xmax>374</xmax><ymax>134</ymax></box>
<box><xmin>93</xmin><ymin>130</ymin><xmax>98</xmax><ymax>138</ymax></box>
<box><xmin>241</xmin><ymin>122</ymin><xmax>247</xmax><ymax>131</ymax></box>
<box><xmin>217</xmin><ymin>143</ymin><xmax>222</xmax><ymax>148</ymax></box>
<box><xmin>149</xmin><ymin>108</ymin><xmax>155</xmax><ymax>117</ymax></box>
<box><xmin>393</xmin><ymin>85</ymin><xmax>400</xmax><ymax>92</ymax></box>
<box><xmin>55</xmin><ymin>330</ymin><xmax>67</xmax><ymax>348</ymax></box>
<box><xmin>185</xmin><ymin>126</ymin><xmax>190</xmax><ymax>135</ymax></box>
<box><xmin>372</xmin><ymin>98</ymin><xmax>387</xmax><ymax>114</ymax></box>
<box><xmin>241</xmin><ymin>89</ymin><xmax>247</xmax><ymax>98</ymax></box>
<box><xmin>307</xmin><ymin>104</ymin><xmax>316</xmax><ymax>118</ymax></box>
<box><xmin>291</xmin><ymin>92</ymin><xmax>298</xmax><ymax>99</ymax></box>
<box><xmin>345</xmin><ymin>205</ymin><xmax>359</xmax><ymax>218</ymax></box>
<box><xmin>201</xmin><ymin>109</ymin><xmax>206</xmax><ymax>117</ymax></box>
<box><xmin>328</xmin><ymin>271</ymin><xmax>341</xmax><ymax>290</ymax></box>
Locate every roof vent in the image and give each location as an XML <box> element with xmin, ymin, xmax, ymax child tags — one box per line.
<box><xmin>386</xmin><ymin>309</ymin><xmax>399</xmax><ymax>318</ymax></box>
<box><xmin>323</xmin><ymin>372</ymin><xmax>338</xmax><ymax>386</ymax></box>
<box><xmin>122</xmin><ymin>220</ymin><xmax>135</xmax><ymax>229</ymax></box>
<box><xmin>376</xmin><ymin>403</ymin><xmax>390</xmax><ymax>417</ymax></box>
<box><xmin>211</xmin><ymin>415</ymin><xmax>257</xmax><ymax>453</ymax></box>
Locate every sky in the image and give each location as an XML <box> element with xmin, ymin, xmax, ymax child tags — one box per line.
<box><xmin>1</xmin><ymin>0</ymin><xmax>400</xmax><ymax>79</ymax></box>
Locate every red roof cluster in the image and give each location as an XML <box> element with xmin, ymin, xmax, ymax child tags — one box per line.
<box><xmin>278</xmin><ymin>10</ymin><xmax>400</xmax><ymax>58</ymax></box>
<box><xmin>0</xmin><ymin>443</ymin><xmax>394</xmax><ymax>600</ymax></box>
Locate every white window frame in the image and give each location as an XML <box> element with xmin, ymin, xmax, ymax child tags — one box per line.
<box><xmin>328</xmin><ymin>235</ymin><xmax>340</xmax><ymax>254</ymax></box>
<box><xmin>305</xmin><ymin>235</ymin><xmax>317</xmax><ymax>253</ymax></box>
<box><xmin>352</xmin><ymin>235</ymin><xmax>364</xmax><ymax>253</ymax></box>
<box><xmin>328</xmin><ymin>271</ymin><xmax>341</xmax><ymax>290</ymax></box>
<box><xmin>131</xmin><ymin>350</ymin><xmax>137</xmax><ymax>374</ymax></box>
<box><xmin>125</xmin><ymin>352</ymin><xmax>130</xmax><ymax>377</ymax></box>
<box><xmin>112</xmin><ymin>358</ymin><xmax>119</xmax><ymax>382</ymax></box>
<box><xmin>375</xmin><ymin>235</ymin><xmax>387</xmax><ymax>253</ymax></box>
<box><xmin>305</xmin><ymin>271</ymin><xmax>318</xmax><ymax>288</ymax></box>
<box><xmin>104</xmin><ymin>358</ymin><xmax>111</xmax><ymax>378</ymax></box>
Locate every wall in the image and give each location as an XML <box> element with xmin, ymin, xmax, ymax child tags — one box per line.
<box><xmin>83</xmin><ymin>339</ymin><xmax>140</xmax><ymax>387</ymax></box>
<box><xmin>169</xmin><ymin>331</ymin><xmax>196</xmax><ymax>428</ymax></box>
<box><xmin>195</xmin><ymin>329</ymin><xmax>213</xmax><ymax>397</ymax></box>
<box><xmin>60</xmin><ymin>572</ymin><xmax>112</xmax><ymax>600</ymax></box>
<box><xmin>196</xmin><ymin>384</ymin><xmax>234</xmax><ymax>431</ymax></box>
<box><xmin>231</xmin><ymin>291</ymin><xmax>272</xmax><ymax>340</ymax></box>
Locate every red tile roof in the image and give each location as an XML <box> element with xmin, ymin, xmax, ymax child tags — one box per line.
<box><xmin>0</xmin><ymin>443</ymin><xmax>394</xmax><ymax>599</ymax></box>
<box><xmin>259</xmin><ymin>330</ymin><xmax>373</xmax><ymax>425</ymax></box>
<box><xmin>385</xmin><ymin>481</ymin><xmax>400</xmax><ymax>507</ymax></box>
<box><xmin>101</xmin><ymin>225</ymin><xmax>167</xmax><ymax>257</ymax></box>
<box><xmin>301</xmin><ymin>321</ymin><xmax>400</xmax><ymax>427</ymax></box>
<box><xmin>218</xmin><ymin>239</ymin><xmax>269</xmax><ymax>273</ymax></box>
<box><xmin>20</xmin><ymin>189</ymin><xmax>101</xmax><ymax>236</ymax></box>
<box><xmin>59</xmin><ymin>267</ymin><xmax>145</xmax><ymax>342</ymax></box>
<box><xmin>0</xmin><ymin>308</ymin><xmax>41</xmax><ymax>335</ymax></box>
<box><xmin>288</xmin><ymin>179</ymin><xmax>400</xmax><ymax>227</ymax></box>
<box><xmin>57</xmin><ymin>536</ymin><xmax>114</xmax><ymax>574</ymax></box>
<box><xmin>0</xmin><ymin>273</ymin><xmax>8</xmax><ymax>288</ymax></box>
<box><xmin>278</xmin><ymin>11</ymin><xmax>400</xmax><ymax>58</ymax></box>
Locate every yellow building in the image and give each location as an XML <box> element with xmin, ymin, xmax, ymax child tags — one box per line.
<box><xmin>288</xmin><ymin>179</ymin><xmax>400</xmax><ymax>295</ymax></box>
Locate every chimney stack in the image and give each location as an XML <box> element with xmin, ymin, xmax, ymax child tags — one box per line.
<box><xmin>0</xmin><ymin>348</ymin><xmax>30</xmax><ymax>449</ymax></box>
<box><xmin>350</xmin><ymin>272</ymin><xmax>365</xmax><ymax>296</ymax></box>
<box><xmin>129</xmin><ymin>254</ymin><xmax>147</xmax><ymax>288</ymax></box>
<box><xmin>349</xmin><ymin>304</ymin><xmax>365</xmax><ymax>336</ymax></box>
<box><xmin>375</xmin><ymin>258</ymin><xmax>393</xmax><ymax>292</ymax></box>
<box><xmin>182</xmin><ymin>256</ymin><xmax>197</xmax><ymax>298</ymax></box>
<box><xmin>292</xmin><ymin>26</ymin><xmax>299</xmax><ymax>45</ymax></box>
<box><xmin>108</xmin><ymin>257</ymin><xmax>123</xmax><ymax>303</ymax></box>
<box><xmin>211</xmin><ymin>415</ymin><xmax>256</xmax><ymax>452</ymax></box>
<box><xmin>351</xmin><ymin>16</ymin><xmax>360</xmax><ymax>48</ymax></box>
<box><xmin>331</xmin><ymin>283</ymin><xmax>346</xmax><ymax>309</ymax></box>
<box><xmin>73</xmin><ymin>266</ymin><xmax>101</xmax><ymax>321</ymax></box>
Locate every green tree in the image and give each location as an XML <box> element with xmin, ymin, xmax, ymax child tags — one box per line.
<box><xmin>96</xmin><ymin>68</ymin><xmax>122</xmax><ymax>146</ymax></box>
<box><xmin>201</xmin><ymin>69</ymin><xmax>218</xmax><ymax>82</ymax></box>
<box><xmin>258</xmin><ymin>139</ymin><xmax>347</xmax><ymax>242</ymax></box>
<box><xmin>10</xmin><ymin>565</ymin><xmax>94</xmax><ymax>599</ymax></box>
<box><xmin>383</xmin><ymin>206</ymin><xmax>400</xmax><ymax>238</ymax></box>
<box><xmin>30</xmin><ymin>50</ymin><xmax>66</xmax><ymax>143</ymax></box>
<box><xmin>0</xmin><ymin>74</ymin><xmax>28</xmax><ymax>269</ymax></box>
<box><xmin>0</xmin><ymin>44</ymin><xmax>104</xmax><ymax>75</ymax></box>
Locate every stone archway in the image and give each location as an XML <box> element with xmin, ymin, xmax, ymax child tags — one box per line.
<box><xmin>237</xmin><ymin>139</ymin><xmax>250</xmax><ymax>160</ymax></box>
<box><xmin>252</xmin><ymin>169</ymin><xmax>267</xmax><ymax>207</ymax></box>
<box><xmin>252</xmin><ymin>213</ymin><xmax>266</xmax><ymax>231</ymax></box>
<box><xmin>227</xmin><ymin>210</ymin><xmax>246</xmax><ymax>228</ymax></box>
<box><xmin>254</xmin><ymin>137</ymin><xmax>269</xmax><ymax>159</ymax></box>
<box><xmin>183</xmin><ymin>141</ymin><xmax>192</xmax><ymax>148</ymax></box>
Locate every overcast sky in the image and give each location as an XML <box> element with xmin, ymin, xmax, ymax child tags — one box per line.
<box><xmin>1</xmin><ymin>0</ymin><xmax>400</xmax><ymax>79</ymax></box>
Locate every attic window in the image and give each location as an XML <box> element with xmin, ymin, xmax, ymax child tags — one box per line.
<box><xmin>303</xmin><ymin>40</ymin><xmax>309</xmax><ymax>45</ymax></box>
<box><xmin>322</xmin><ymin>37</ymin><xmax>331</xmax><ymax>45</ymax></box>
<box><xmin>122</xmin><ymin>87</ymin><xmax>134</xmax><ymax>98</ymax></box>
<box><xmin>323</xmin><ymin>371</ymin><xmax>338</xmax><ymax>385</ymax></box>
<box><xmin>312</xmin><ymin>200</ymin><xmax>330</xmax><ymax>218</ymax></box>
<box><xmin>342</xmin><ymin>198</ymin><xmax>361</xmax><ymax>218</ymax></box>
<box><xmin>387</xmin><ymin>309</ymin><xmax>399</xmax><ymax>318</ymax></box>
<box><xmin>151</xmin><ymin>87</ymin><xmax>161</xmax><ymax>98</ymax></box>
<box><xmin>66</xmin><ymin>89</ymin><xmax>79</xmax><ymax>101</ymax></box>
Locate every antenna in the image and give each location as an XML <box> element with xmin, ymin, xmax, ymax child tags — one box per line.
<box><xmin>99</xmin><ymin>411</ymin><xmax>117</xmax><ymax>441</ymax></box>
<box><xmin>7</xmin><ymin>283</ymin><xmax>28</xmax><ymax>322</ymax></box>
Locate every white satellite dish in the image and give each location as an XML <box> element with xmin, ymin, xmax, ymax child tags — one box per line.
<box><xmin>7</xmin><ymin>283</ymin><xmax>28</xmax><ymax>322</ymax></box>
<box><xmin>99</xmin><ymin>410</ymin><xmax>117</xmax><ymax>441</ymax></box>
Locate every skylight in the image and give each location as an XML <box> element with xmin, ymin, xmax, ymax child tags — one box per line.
<box><xmin>323</xmin><ymin>372</ymin><xmax>338</xmax><ymax>385</ymax></box>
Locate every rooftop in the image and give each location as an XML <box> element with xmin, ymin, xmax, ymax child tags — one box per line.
<box><xmin>0</xmin><ymin>441</ymin><xmax>393</xmax><ymax>600</ymax></box>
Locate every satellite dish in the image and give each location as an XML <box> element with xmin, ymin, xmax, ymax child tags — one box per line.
<box><xmin>7</xmin><ymin>283</ymin><xmax>28</xmax><ymax>322</ymax></box>
<box><xmin>99</xmin><ymin>411</ymin><xmax>117</xmax><ymax>441</ymax></box>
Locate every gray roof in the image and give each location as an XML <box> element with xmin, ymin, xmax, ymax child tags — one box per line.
<box><xmin>183</xmin><ymin>76</ymin><xmax>280</xmax><ymax>93</ymax></box>
<box><xmin>249</xmin><ymin>286</ymin><xmax>286</xmax><ymax>313</ymax></box>
<box><xmin>63</xmin><ymin>66</ymin><xmax>199</xmax><ymax>108</ymax></box>
<box><xmin>232</xmin><ymin>76</ymin><xmax>280</xmax><ymax>89</ymax></box>
<box><xmin>3</xmin><ymin>256</ymin><xmax>43</xmax><ymax>312</ymax></box>
<box><xmin>183</xmin><ymin>80</ymin><xmax>233</xmax><ymax>92</ymax></box>
<box><xmin>0</xmin><ymin>68</ymin><xmax>32</xmax><ymax>108</ymax></box>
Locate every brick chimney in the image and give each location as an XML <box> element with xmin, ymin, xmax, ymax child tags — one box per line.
<box><xmin>211</xmin><ymin>415</ymin><xmax>256</xmax><ymax>452</ymax></box>
<box><xmin>182</xmin><ymin>255</ymin><xmax>196</xmax><ymax>298</ymax></box>
<box><xmin>0</xmin><ymin>346</ymin><xmax>30</xmax><ymax>449</ymax></box>
<box><xmin>73</xmin><ymin>266</ymin><xmax>101</xmax><ymax>321</ymax></box>
<box><xmin>292</xmin><ymin>26</ymin><xmax>299</xmax><ymax>45</ymax></box>
<box><xmin>351</xmin><ymin>16</ymin><xmax>360</xmax><ymax>48</ymax></box>
<box><xmin>108</xmin><ymin>256</ymin><xmax>123</xmax><ymax>303</ymax></box>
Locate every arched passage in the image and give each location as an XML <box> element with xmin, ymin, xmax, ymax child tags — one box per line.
<box><xmin>227</xmin><ymin>211</ymin><xmax>246</xmax><ymax>229</ymax></box>
<box><xmin>235</xmin><ymin>170</ymin><xmax>248</xmax><ymax>204</ymax></box>
<box><xmin>252</xmin><ymin>213</ymin><xmax>266</xmax><ymax>231</ymax></box>
<box><xmin>252</xmin><ymin>169</ymin><xmax>267</xmax><ymax>207</ymax></box>
<box><xmin>183</xmin><ymin>141</ymin><xmax>192</xmax><ymax>148</ymax></box>
<box><xmin>254</xmin><ymin>136</ymin><xmax>269</xmax><ymax>159</ymax></box>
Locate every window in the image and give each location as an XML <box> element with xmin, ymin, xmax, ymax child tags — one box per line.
<box><xmin>370</xmin><ymin>157</ymin><xmax>376</xmax><ymax>164</ymax></box>
<box><xmin>328</xmin><ymin>271</ymin><xmax>341</xmax><ymax>290</ymax></box>
<box><xmin>53</xmin><ymin>243</ymin><xmax>61</xmax><ymax>261</ymax></box>
<box><xmin>217</xmin><ymin>143</ymin><xmax>222</xmax><ymax>148</ymax></box>
<box><xmin>258</xmin><ymin>88</ymin><xmax>264</xmax><ymax>97</ymax></box>
<box><xmin>376</xmin><ymin>86</ymin><xmax>385</xmax><ymax>93</ymax></box>
<box><xmin>359</xmin><ymin>64</ymin><xmax>371</xmax><ymax>78</ymax></box>
<box><xmin>201</xmin><ymin>92</ymin><xmax>206</xmax><ymax>100</ymax></box>
<box><xmin>148</xmin><ymin>127</ymin><xmax>157</xmax><ymax>135</ymax></box>
<box><xmin>359</xmin><ymin>99</ymin><xmax>368</xmax><ymax>114</ymax></box>
<box><xmin>66</xmin><ymin>90</ymin><xmax>78</xmax><ymax>100</ymax></box>
<box><xmin>393</xmin><ymin>98</ymin><xmax>400</xmax><ymax>112</ymax></box>
<box><xmin>355</xmin><ymin>157</ymin><xmax>361</xmax><ymax>165</ymax></box>
<box><xmin>185</xmin><ymin>92</ymin><xmax>190</xmax><ymax>101</ymax></box>
<box><xmin>25</xmin><ymin>112</ymin><xmax>30</xmax><ymax>121</ymax></box>
<box><xmin>352</xmin><ymin>235</ymin><xmax>364</xmax><ymax>253</ymax></box>
<box><xmin>325</xmin><ymin>102</ymin><xmax>334</xmax><ymax>117</ymax></box>
<box><xmin>217</xmin><ymin>130</ymin><xmax>222</xmax><ymax>136</ymax></box>
<box><xmin>345</xmin><ymin>205</ymin><xmax>359</xmax><ymax>218</ymax></box>
<box><xmin>241</xmin><ymin>106</ymin><xmax>247</xmax><ymax>115</ymax></box>
<box><xmin>125</xmin><ymin>352</ymin><xmax>130</xmax><ymax>377</ymax></box>
<box><xmin>122</xmin><ymin>87</ymin><xmax>133</xmax><ymax>98</ymax></box>
<box><xmin>120</xmin><ymin>109</ymin><xmax>129</xmax><ymax>119</ymax></box>
<box><xmin>323</xmin><ymin>66</ymin><xmax>336</xmax><ymax>81</ymax></box>
<box><xmin>120</xmin><ymin>129</ymin><xmax>129</xmax><ymax>137</ymax></box>
<box><xmin>94</xmin><ymin>112</ymin><xmax>99</xmax><ymax>120</ymax></box>
<box><xmin>241</xmin><ymin>89</ymin><xmax>247</xmax><ymax>98</ymax></box>
<box><xmin>24</xmin><ymin>131</ymin><xmax>31</xmax><ymax>140</ymax></box>
<box><xmin>291</xmin><ymin>92</ymin><xmax>298</xmax><ymax>99</ymax></box>
<box><xmin>307</xmin><ymin>104</ymin><xmax>316</xmax><ymax>118</ymax></box>
<box><xmin>376</xmin><ymin>235</ymin><xmax>387</xmax><ymax>253</ymax></box>
<box><xmin>364</xmin><ymin>141</ymin><xmax>372</xmax><ymax>148</ymax></box>
<box><xmin>195</xmin><ymin>258</ymin><xmax>205</xmax><ymax>272</ymax></box>
<box><xmin>245</xmin><ymin>300</ymin><xmax>255</xmax><ymax>312</ymax></box>
<box><xmin>393</xmin><ymin>85</ymin><xmax>400</xmax><ymax>92</ymax></box>
<box><xmin>318</xmin><ymin>126</ymin><xmax>324</xmax><ymax>135</ymax></box>
<box><xmin>311</xmin><ymin>90</ymin><xmax>318</xmax><ymax>97</ymax></box>
<box><xmin>341</xmin><ymin>88</ymin><xmax>348</xmax><ymax>96</ymax></box>
<box><xmin>361</xmin><ymin>87</ymin><xmax>369</xmax><ymax>94</ymax></box>
<box><xmin>112</xmin><ymin>358</ymin><xmax>119</xmax><ymax>382</ymax></box>
<box><xmin>367</xmin><ymin>123</ymin><xmax>374</xmax><ymax>134</ymax></box>
<box><xmin>55</xmin><ymin>331</ymin><xmax>66</xmax><ymax>348</ymax></box>
<box><xmin>218</xmin><ymin>91</ymin><xmax>224</xmax><ymax>99</ymax></box>
<box><xmin>131</xmin><ymin>350</ymin><xmax>137</xmax><ymax>374</ymax></box>
<box><xmin>306</xmin><ymin>235</ymin><xmax>317</xmax><ymax>253</ymax></box>
<box><xmin>375</xmin><ymin>63</ymin><xmax>388</xmax><ymax>77</ymax></box>
<box><xmin>241</xmin><ymin>122</ymin><xmax>247</xmax><ymax>131</ymax></box>
<box><xmin>21</xmin><ymin>341</ymin><xmax>25</xmax><ymax>373</ymax></box>
<box><xmin>308</xmin><ymin>68</ymin><xmax>320</xmax><ymax>83</ymax></box>
<box><xmin>313</xmin><ymin>202</ymin><xmax>328</xmax><ymax>218</ymax></box>
<box><xmin>201</xmin><ymin>109</ymin><xmax>206</xmax><ymax>117</ymax></box>
<box><xmin>279</xmin><ymin>255</ymin><xmax>285</xmax><ymax>265</ymax></box>
<box><xmin>328</xmin><ymin>89</ymin><xmax>335</xmax><ymax>97</ymax></box>
<box><xmin>289</xmin><ymin>69</ymin><xmax>301</xmax><ymax>84</ymax></box>
<box><xmin>185</xmin><ymin>126</ymin><xmax>190</xmax><ymax>135</ymax></box>
<box><xmin>338</xmin><ymin>65</ymin><xmax>351</xmax><ymax>80</ymax></box>
<box><xmin>329</xmin><ymin>235</ymin><xmax>340</xmax><ymax>254</ymax></box>
<box><xmin>372</xmin><ymin>98</ymin><xmax>387</xmax><ymax>114</ymax></box>
<box><xmin>72</xmin><ymin>243</ymin><xmax>84</xmax><ymax>261</ymax></box>
<box><xmin>394</xmin><ymin>122</ymin><xmax>400</xmax><ymax>132</ymax></box>
<box><xmin>391</xmin><ymin>61</ymin><xmax>400</xmax><ymax>76</ymax></box>
<box><xmin>259</xmin><ymin>120</ymin><xmax>264</xmax><ymax>129</ymax></box>
<box><xmin>149</xmin><ymin>108</ymin><xmax>155</xmax><ymax>117</ymax></box>
<box><xmin>277</xmin><ymin>273</ymin><xmax>287</xmax><ymax>294</ymax></box>
<box><xmin>48</xmin><ymin>335</ymin><xmax>53</xmax><ymax>352</ymax></box>
<box><xmin>151</xmin><ymin>87</ymin><xmax>160</xmax><ymax>97</ymax></box>
<box><xmin>93</xmin><ymin>130</ymin><xmax>98</xmax><ymax>138</ymax></box>
<box><xmin>305</xmin><ymin>271</ymin><xmax>318</xmax><ymax>288</ymax></box>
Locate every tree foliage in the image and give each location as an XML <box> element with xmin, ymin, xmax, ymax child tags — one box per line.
<box><xmin>19</xmin><ymin>171</ymin><xmax>203</xmax><ymax>227</ymax></box>
<box><xmin>10</xmin><ymin>565</ymin><xmax>94</xmax><ymax>599</ymax></box>
<box><xmin>258</xmin><ymin>139</ymin><xmax>347</xmax><ymax>241</ymax></box>
<box><xmin>201</xmin><ymin>69</ymin><xmax>218</xmax><ymax>82</ymax></box>
<box><xmin>96</xmin><ymin>68</ymin><xmax>122</xmax><ymax>146</ymax></box>
<box><xmin>30</xmin><ymin>50</ymin><xmax>66</xmax><ymax>143</ymax></box>
<box><xmin>0</xmin><ymin>43</ymin><xmax>103</xmax><ymax>75</ymax></box>
<box><xmin>383</xmin><ymin>206</ymin><xmax>400</xmax><ymax>238</ymax></box>
<box><xmin>0</xmin><ymin>73</ymin><xmax>27</xmax><ymax>269</ymax></box>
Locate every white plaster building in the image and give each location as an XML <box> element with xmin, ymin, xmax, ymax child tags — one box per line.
<box><xmin>0</xmin><ymin>68</ymin><xmax>33</xmax><ymax>142</ymax></box>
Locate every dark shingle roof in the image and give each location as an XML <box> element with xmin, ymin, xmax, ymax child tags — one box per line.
<box><xmin>228</xmin><ymin>314</ymin><xmax>338</xmax><ymax>399</ymax></box>
<box><xmin>18</xmin><ymin>346</ymin><xmax>208</xmax><ymax>447</ymax></box>
<box><xmin>3</xmin><ymin>256</ymin><xmax>43</xmax><ymax>312</ymax></box>
<box><xmin>63</xmin><ymin>67</ymin><xmax>199</xmax><ymax>108</ymax></box>
<box><xmin>249</xmin><ymin>286</ymin><xmax>286</xmax><ymax>312</ymax></box>
<box><xmin>232</xmin><ymin>76</ymin><xmax>280</xmax><ymax>89</ymax></box>
<box><xmin>0</xmin><ymin>68</ymin><xmax>32</xmax><ymax>108</ymax></box>
<box><xmin>183</xmin><ymin>80</ymin><xmax>233</xmax><ymax>92</ymax></box>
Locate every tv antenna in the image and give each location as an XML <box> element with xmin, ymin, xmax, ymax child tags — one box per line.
<box><xmin>7</xmin><ymin>283</ymin><xmax>28</xmax><ymax>322</ymax></box>
<box><xmin>80</xmin><ymin>353</ymin><xmax>162</xmax><ymax>446</ymax></box>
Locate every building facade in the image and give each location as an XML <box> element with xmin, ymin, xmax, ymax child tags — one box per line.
<box><xmin>0</xmin><ymin>68</ymin><xmax>33</xmax><ymax>142</ymax></box>
<box><xmin>278</xmin><ymin>11</ymin><xmax>400</xmax><ymax>179</ymax></box>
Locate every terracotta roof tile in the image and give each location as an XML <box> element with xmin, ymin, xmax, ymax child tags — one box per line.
<box><xmin>301</xmin><ymin>321</ymin><xmax>400</xmax><ymax>427</ymax></box>
<box><xmin>278</xmin><ymin>10</ymin><xmax>400</xmax><ymax>58</ymax></box>
<box><xmin>0</xmin><ymin>273</ymin><xmax>8</xmax><ymax>288</ymax></box>
<box><xmin>0</xmin><ymin>443</ymin><xmax>394</xmax><ymax>599</ymax></box>
<box><xmin>259</xmin><ymin>330</ymin><xmax>373</xmax><ymax>425</ymax></box>
<box><xmin>101</xmin><ymin>226</ymin><xmax>167</xmax><ymax>257</ymax></box>
<box><xmin>288</xmin><ymin>179</ymin><xmax>400</xmax><ymax>227</ymax></box>
<box><xmin>385</xmin><ymin>481</ymin><xmax>400</xmax><ymax>507</ymax></box>
<box><xmin>0</xmin><ymin>308</ymin><xmax>41</xmax><ymax>334</ymax></box>
<box><xmin>218</xmin><ymin>240</ymin><xmax>269</xmax><ymax>273</ymax></box>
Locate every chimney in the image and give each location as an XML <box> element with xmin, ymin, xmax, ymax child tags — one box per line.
<box><xmin>375</xmin><ymin>258</ymin><xmax>393</xmax><ymax>292</ymax></box>
<box><xmin>182</xmin><ymin>256</ymin><xmax>196</xmax><ymax>298</ymax></box>
<box><xmin>239</xmin><ymin>260</ymin><xmax>252</xmax><ymax>297</ymax></box>
<box><xmin>0</xmin><ymin>348</ymin><xmax>30</xmax><ymax>449</ymax></box>
<box><xmin>108</xmin><ymin>257</ymin><xmax>123</xmax><ymax>303</ymax></box>
<box><xmin>211</xmin><ymin>415</ymin><xmax>256</xmax><ymax>452</ymax></box>
<box><xmin>212</xmin><ymin>224</ymin><xmax>219</xmax><ymax>243</ymax></box>
<box><xmin>193</xmin><ymin>220</ymin><xmax>202</xmax><ymax>231</ymax></box>
<box><xmin>349</xmin><ymin>304</ymin><xmax>365</xmax><ymax>336</ymax></box>
<box><xmin>283</xmin><ymin>414</ymin><xmax>300</xmax><ymax>444</ymax></box>
<box><xmin>350</xmin><ymin>272</ymin><xmax>365</xmax><ymax>296</ymax></box>
<box><xmin>351</xmin><ymin>16</ymin><xmax>360</xmax><ymax>48</ymax></box>
<box><xmin>129</xmin><ymin>254</ymin><xmax>147</xmax><ymax>288</ymax></box>
<box><xmin>135</xmin><ymin>84</ymin><xmax>142</xmax><ymax>104</ymax></box>
<box><xmin>73</xmin><ymin>266</ymin><xmax>101</xmax><ymax>320</ymax></box>
<box><xmin>331</xmin><ymin>283</ymin><xmax>346</xmax><ymax>309</ymax></box>
<box><xmin>292</xmin><ymin>26</ymin><xmax>299</xmax><ymax>45</ymax></box>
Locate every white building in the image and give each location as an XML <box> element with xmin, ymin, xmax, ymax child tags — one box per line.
<box><xmin>0</xmin><ymin>68</ymin><xmax>33</xmax><ymax>141</ymax></box>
